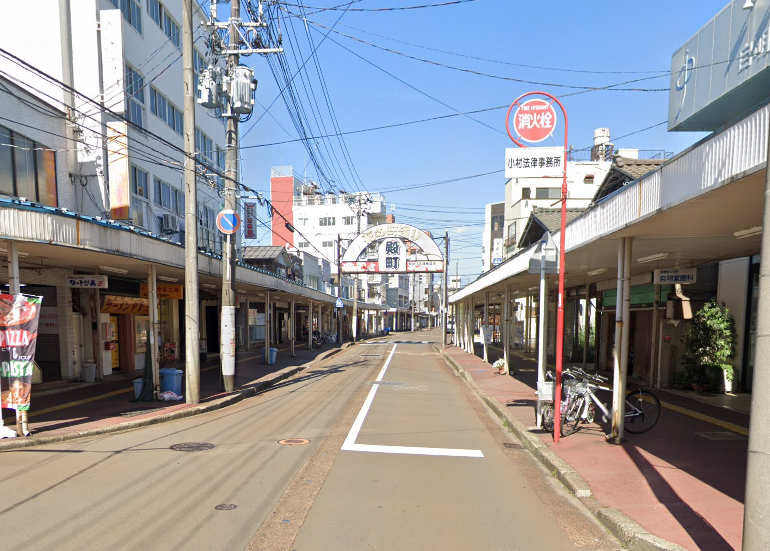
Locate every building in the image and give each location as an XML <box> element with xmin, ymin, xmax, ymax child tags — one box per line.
<box><xmin>482</xmin><ymin>202</ymin><xmax>505</xmax><ymax>273</ymax></box>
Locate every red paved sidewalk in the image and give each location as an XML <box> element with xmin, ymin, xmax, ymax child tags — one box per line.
<box><xmin>443</xmin><ymin>344</ymin><xmax>746</xmax><ymax>551</ymax></box>
<box><xmin>0</xmin><ymin>341</ymin><xmax>345</xmax><ymax>446</ymax></box>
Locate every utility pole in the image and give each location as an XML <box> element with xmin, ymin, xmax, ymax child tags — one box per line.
<box><xmin>182</xmin><ymin>0</ymin><xmax>200</xmax><ymax>404</ymax></box>
<box><xmin>443</xmin><ymin>231</ymin><xmax>449</xmax><ymax>348</ymax></box>
<box><xmin>220</xmin><ymin>0</ymin><xmax>240</xmax><ymax>393</ymax></box>
<box><xmin>202</xmin><ymin>0</ymin><xmax>280</xmax><ymax>391</ymax></box>
<box><xmin>337</xmin><ymin>233</ymin><xmax>342</xmax><ymax>344</ymax></box>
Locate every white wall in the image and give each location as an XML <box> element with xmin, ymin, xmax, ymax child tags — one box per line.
<box><xmin>717</xmin><ymin>257</ymin><xmax>750</xmax><ymax>384</ymax></box>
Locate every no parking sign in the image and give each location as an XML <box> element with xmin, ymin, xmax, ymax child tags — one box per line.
<box><xmin>216</xmin><ymin>209</ymin><xmax>240</xmax><ymax>235</ymax></box>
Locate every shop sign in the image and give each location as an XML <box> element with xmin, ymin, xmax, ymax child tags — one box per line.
<box><xmin>163</xmin><ymin>343</ymin><xmax>177</xmax><ymax>360</ymax></box>
<box><xmin>106</xmin><ymin>122</ymin><xmax>130</xmax><ymax>220</ymax></box>
<box><xmin>101</xmin><ymin>296</ymin><xmax>149</xmax><ymax>315</ymax></box>
<box><xmin>654</xmin><ymin>268</ymin><xmax>696</xmax><ymax>285</ymax></box>
<box><xmin>406</xmin><ymin>260</ymin><xmax>444</xmax><ymax>272</ymax></box>
<box><xmin>378</xmin><ymin>238</ymin><xmax>406</xmax><ymax>272</ymax></box>
<box><xmin>68</xmin><ymin>275</ymin><xmax>108</xmax><ymax>289</ymax></box>
<box><xmin>0</xmin><ymin>293</ymin><xmax>43</xmax><ymax>412</ymax></box>
<box><xmin>140</xmin><ymin>283</ymin><xmax>184</xmax><ymax>300</ymax></box>
<box><xmin>341</xmin><ymin>261</ymin><xmax>379</xmax><ymax>273</ymax></box>
<box><xmin>38</xmin><ymin>307</ymin><xmax>59</xmax><ymax>335</ymax></box>
<box><xmin>244</xmin><ymin>202</ymin><xmax>257</xmax><ymax>239</ymax></box>
<box><xmin>505</xmin><ymin>146</ymin><xmax>564</xmax><ymax>178</ymax></box>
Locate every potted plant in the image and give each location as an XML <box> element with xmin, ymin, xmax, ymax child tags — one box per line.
<box><xmin>722</xmin><ymin>363</ymin><xmax>738</xmax><ymax>393</ymax></box>
<box><xmin>492</xmin><ymin>358</ymin><xmax>507</xmax><ymax>375</ymax></box>
<box><xmin>682</xmin><ymin>300</ymin><xmax>737</xmax><ymax>394</ymax></box>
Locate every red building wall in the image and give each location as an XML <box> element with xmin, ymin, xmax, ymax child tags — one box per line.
<box><xmin>270</xmin><ymin>175</ymin><xmax>295</xmax><ymax>247</ymax></box>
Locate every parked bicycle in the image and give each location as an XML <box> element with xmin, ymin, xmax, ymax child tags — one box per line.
<box><xmin>541</xmin><ymin>367</ymin><xmax>661</xmax><ymax>437</ymax></box>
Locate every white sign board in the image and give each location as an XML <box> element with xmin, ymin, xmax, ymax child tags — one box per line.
<box><xmin>528</xmin><ymin>232</ymin><xmax>559</xmax><ymax>274</ymax></box>
<box><xmin>378</xmin><ymin>238</ymin><xmax>407</xmax><ymax>272</ymax></box>
<box><xmin>505</xmin><ymin>147</ymin><xmax>565</xmax><ymax>178</ymax></box>
<box><xmin>492</xmin><ymin>238</ymin><xmax>503</xmax><ymax>260</ymax></box>
<box><xmin>406</xmin><ymin>260</ymin><xmax>444</xmax><ymax>272</ymax></box>
<box><xmin>68</xmin><ymin>275</ymin><xmax>108</xmax><ymax>289</ymax></box>
<box><xmin>654</xmin><ymin>268</ymin><xmax>696</xmax><ymax>285</ymax></box>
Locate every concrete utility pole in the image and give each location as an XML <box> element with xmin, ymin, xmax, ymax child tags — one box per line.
<box><xmin>182</xmin><ymin>0</ymin><xmax>200</xmax><ymax>404</ymax></box>
<box><xmin>443</xmin><ymin>231</ymin><xmax>449</xmax><ymax>348</ymax></box>
<box><xmin>743</xmin><ymin>96</ymin><xmax>770</xmax><ymax>549</ymax></box>
<box><xmin>219</xmin><ymin>0</ymin><xmax>241</xmax><ymax>393</ymax></box>
<box><xmin>337</xmin><ymin>233</ymin><xmax>342</xmax><ymax>344</ymax></box>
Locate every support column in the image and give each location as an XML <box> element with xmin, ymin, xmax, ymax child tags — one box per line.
<box><xmin>308</xmin><ymin>301</ymin><xmax>313</xmax><ymax>350</ymax></box>
<box><xmin>525</xmin><ymin>295</ymin><xmax>531</xmax><ymax>355</ymax></box>
<box><xmin>649</xmin><ymin>284</ymin><xmax>659</xmax><ymax>387</ymax></box>
<box><xmin>503</xmin><ymin>285</ymin><xmax>511</xmax><ymax>375</ymax></box>
<box><xmin>148</xmin><ymin>265</ymin><xmax>160</xmax><ymax>399</ymax></box>
<box><xmin>610</xmin><ymin>238</ymin><xmax>632</xmax><ymax>442</ymax></box>
<box><xmin>290</xmin><ymin>296</ymin><xmax>296</xmax><ymax>357</ymax></box>
<box><xmin>583</xmin><ymin>286</ymin><xmax>590</xmax><ymax>371</ymax></box>
<box><xmin>1</xmin><ymin>243</ymin><xmax>20</xmax><ymax>436</ymax></box>
<box><xmin>536</xmin><ymin>271</ymin><xmax>548</xmax><ymax>429</ymax></box>
<box><xmin>482</xmin><ymin>292</ymin><xmax>490</xmax><ymax>363</ymax></box>
<box><xmin>317</xmin><ymin>302</ymin><xmax>322</xmax><ymax>343</ymax></box>
<box><xmin>265</xmin><ymin>291</ymin><xmax>271</xmax><ymax>362</ymax></box>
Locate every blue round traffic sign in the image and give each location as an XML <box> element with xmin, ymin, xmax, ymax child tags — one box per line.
<box><xmin>217</xmin><ymin>209</ymin><xmax>241</xmax><ymax>235</ymax></box>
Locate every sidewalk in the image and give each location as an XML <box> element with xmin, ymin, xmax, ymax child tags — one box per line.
<box><xmin>0</xmin><ymin>340</ymin><xmax>348</xmax><ymax>450</ymax></box>
<box><xmin>442</xmin><ymin>341</ymin><xmax>747</xmax><ymax>551</ymax></box>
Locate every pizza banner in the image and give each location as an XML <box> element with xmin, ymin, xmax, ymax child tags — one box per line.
<box><xmin>0</xmin><ymin>293</ymin><xmax>43</xmax><ymax>412</ymax></box>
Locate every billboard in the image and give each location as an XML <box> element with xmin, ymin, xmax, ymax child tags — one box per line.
<box><xmin>244</xmin><ymin>202</ymin><xmax>257</xmax><ymax>239</ymax></box>
<box><xmin>106</xmin><ymin>122</ymin><xmax>130</xmax><ymax>220</ymax></box>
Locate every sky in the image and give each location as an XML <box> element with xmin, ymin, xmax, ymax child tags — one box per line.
<box><xmin>230</xmin><ymin>0</ymin><xmax>730</xmax><ymax>285</ymax></box>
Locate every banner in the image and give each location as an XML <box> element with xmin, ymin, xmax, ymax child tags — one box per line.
<box><xmin>0</xmin><ymin>294</ymin><xmax>43</xmax><ymax>412</ymax></box>
<box><xmin>244</xmin><ymin>202</ymin><xmax>257</xmax><ymax>239</ymax></box>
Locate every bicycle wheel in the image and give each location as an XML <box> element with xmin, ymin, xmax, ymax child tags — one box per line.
<box><xmin>624</xmin><ymin>389</ymin><xmax>661</xmax><ymax>434</ymax></box>
<box><xmin>561</xmin><ymin>395</ymin><xmax>584</xmax><ymax>437</ymax></box>
<box><xmin>541</xmin><ymin>403</ymin><xmax>555</xmax><ymax>432</ymax></box>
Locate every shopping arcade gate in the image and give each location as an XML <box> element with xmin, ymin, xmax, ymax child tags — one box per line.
<box><xmin>340</xmin><ymin>223</ymin><xmax>444</xmax><ymax>274</ymax></box>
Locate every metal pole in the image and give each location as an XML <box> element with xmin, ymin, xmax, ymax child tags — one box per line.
<box><xmin>483</xmin><ymin>291</ymin><xmax>489</xmax><ymax>362</ymax></box>
<box><xmin>537</xmin><ymin>251</ymin><xmax>547</xmax><ymax>429</ymax></box>
<box><xmin>308</xmin><ymin>301</ymin><xmax>313</xmax><ymax>350</ymax></box>
<box><xmin>610</xmin><ymin>239</ymin><xmax>626</xmax><ymax>441</ymax></box>
<box><xmin>553</xmin><ymin>107</ymin><xmax>569</xmax><ymax>444</ymax></box>
<box><xmin>352</xmin><ymin>278</ymin><xmax>358</xmax><ymax>341</ymax></box>
<box><xmin>148</xmin><ymin>265</ymin><xmax>160</xmax><ymax>399</ymax></box>
<box><xmin>182</xmin><ymin>0</ymin><xmax>200</xmax><ymax>404</ymax></box>
<box><xmin>290</xmin><ymin>295</ymin><xmax>296</xmax><ymax>357</ymax></box>
<box><xmin>504</xmin><ymin>284</ymin><xmax>510</xmax><ymax>374</ymax></box>
<box><xmin>337</xmin><ymin>233</ymin><xmax>341</xmax><ymax>344</ymax></box>
<box><xmin>743</xmin><ymin>107</ymin><xmax>770</xmax><ymax>546</ymax></box>
<box><xmin>265</xmin><ymin>290</ymin><xmax>271</xmax><ymax>361</ymax></box>
<box><xmin>219</xmin><ymin>0</ymin><xmax>241</xmax><ymax>393</ymax></box>
<box><xmin>583</xmin><ymin>286</ymin><xmax>590</xmax><ymax>371</ymax></box>
<box><xmin>649</xmin><ymin>284</ymin><xmax>659</xmax><ymax>386</ymax></box>
<box><xmin>443</xmin><ymin>232</ymin><xmax>449</xmax><ymax>348</ymax></box>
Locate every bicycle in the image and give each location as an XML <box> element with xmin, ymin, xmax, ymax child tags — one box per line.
<box><xmin>543</xmin><ymin>367</ymin><xmax>661</xmax><ymax>437</ymax></box>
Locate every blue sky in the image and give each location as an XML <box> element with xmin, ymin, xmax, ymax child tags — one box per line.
<box><xmin>234</xmin><ymin>0</ymin><xmax>729</xmax><ymax>284</ymax></box>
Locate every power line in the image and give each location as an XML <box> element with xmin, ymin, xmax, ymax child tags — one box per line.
<box><xmin>281</xmin><ymin>0</ymin><xmax>481</xmax><ymax>13</ymax></box>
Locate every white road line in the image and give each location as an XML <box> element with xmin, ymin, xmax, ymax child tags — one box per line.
<box><xmin>341</xmin><ymin>344</ymin><xmax>484</xmax><ymax>459</ymax></box>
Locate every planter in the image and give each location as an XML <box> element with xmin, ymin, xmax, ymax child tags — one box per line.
<box><xmin>691</xmin><ymin>383</ymin><xmax>703</xmax><ymax>392</ymax></box>
<box><xmin>724</xmin><ymin>373</ymin><xmax>738</xmax><ymax>393</ymax></box>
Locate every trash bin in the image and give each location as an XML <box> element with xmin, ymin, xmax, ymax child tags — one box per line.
<box><xmin>269</xmin><ymin>347</ymin><xmax>278</xmax><ymax>365</ymax></box>
<box><xmin>384</xmin><ymin>327</ymin><xmax>391</xmax><ymax>336</ymax></box>
<box><xmin>159</xmin><ymin>368</ymin><xmax>183</xmax><ymax>396</ymax></box>
<box><xmin>133</xmin><ymin>378</ymin><xmax>146</xmax><ymax>400</ymax></box>
<box><xmin>82</xmin><ymin>361</ymin><xmax>96</xmax><ymax>383</ymax></box>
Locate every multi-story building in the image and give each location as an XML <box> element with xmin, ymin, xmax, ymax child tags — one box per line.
<box><xmin>482</xmin><ymin>202</ymin><xmax>505</xmax><ymax>273</ymax></box>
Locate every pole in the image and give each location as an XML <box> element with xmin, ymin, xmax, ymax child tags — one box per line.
<box><xmin>220</xmin><ymin>0</ymin><xmax>240</xmax><ymax>393</ymax></box>
<box><xmin>537</xmin><ymin>250</ymin><xmax>547</xmax><ymax>429</ymax></box>
<box><xmin>183</xmin><ymin>0</ymin><xmax>200</xmax><ymax>404</ymax></box>
<box><xmin>583</xmin><ymin>286</ymin><xmax>590</xmax><ymax>371</ymax></box>
<box><xmin>482</xmin><ymin>291</ymin><xmax>489</xmax><ymax>362</ymax></box>
<box><xmin>337</xmin><ymin>234</ymin><xmax>342</xmax><ymax>344</ymax></box>
<box><xmin>553</xmin><ymin>105</ymin><xmax>569</xmax><ymax>444</ymax></box>
<box><xmin>148</xmin><ymin>265</ymin><xmax>160</xmax><ymax>399</ymax></box>
<box><xmin>649</xmin><ymin>284</ymin><xmax>659</xmax><ymax>386</ymax></box>
<box><xmin>265</xmin><ymin>290</ymin><xmax>271</xmax><ymax>361</ymax></box>
<box><xmin>504</xmin><ymin>284</ymin><xmax>510</xmax><ymax>374</ymax></box>
<box><xmin>610</xmin><ymin>239</ymin><xmax>626</xmax><ymax>441</ymax></box>
<box><xmin>308</xmin><ymin>301</ymin><xmax>313</xmax><ymax>350</ymax></box>
<box><xmin>290</xmin><ymin>295</ymin><xmax>296</xmax><ymax>357</ymax></box>
<box><xmin>1</xmin><ymin>243</ymin><xmax>20</xmax><ymax>435</ymax></box>
<box><xmin>443</xmin><ymin>232</ymin><xmax>449</xmax><ymax>348</ymax></box>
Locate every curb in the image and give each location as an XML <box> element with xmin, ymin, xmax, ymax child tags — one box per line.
<box><xmin>0</xmin><ymin>344</ymin><xmax>352</xmax><ymax>452</ymax></box>
<box><xmin>439</xmin><ymin>349</ymin><xmax>688</xmax><ymax>551</ymax></box>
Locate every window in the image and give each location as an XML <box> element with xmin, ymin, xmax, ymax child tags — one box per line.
<box><xmin>153</xmin><ymin>177</ymin><xmax>176</xmax><ymax>210</ymax></box>
<box><xmin>131</xmin><ymin>165</ymin><xmax>148</xmax><ymax>198</ymax></box>
<box><xmin>110</xmin><ymin>0</ymin><xmax>143</xmax><ymax>34</ymax></box>
<box><xmin>176</xmin><ymin>189</ymin><xmax>185</xmax><ymax>215</ymax></box>
<box><xmin>193</xmin><ymin>48</ymin><xmax>205</xmax><ymax>97</ymax></box>
<box><xmin>319</xmin><ymin>216</ymin><xmax>335</xmax><ymax>227</ymax></box>
<box><xmin>298</xmin><ymin>241</ymin><xmax>309</xmax><ymax>248</ymax></box>
<box><xmin>125</xmin><ymin>65</ymin><xmax>145</xmax><ymax>128</ymax></box>
<box><xmin>522</xmin><ymin>187</ymin><xmax>531</xmax><ymax>199</ymax></box>
<box><xmin>343</xmin><ymin>216</ymin><xmax>354</xmax><ymax>225</ymax></box>
<box><xmin>322</xmin><ymin>241</ymin><xmax>334</xmax><ymax>248</ymax></box>
<box><xmin>491</xmin><ymin>214</ymin><xmax>504</xmax><ymax>232</ymax></box>
<box><xmin>298</xmin><ymin>217</ymin><xmax>308</xmax><ymax>226</ymax></box>
<box><xmin>147</xmin><ymin>0</ymin><xmax>179</xmax><ymax>48</ymax></box>
<box><xmin>195</xmin><ymin>127</ymin><xmax>214</xmax><ymax>165</ymax></box>
<box><xmin>0</xmin><ymin>125</ymin><xmax>57</xmax><ymax>206</ymax></box>
<box><xmin>150</xmin><ymin>86</ymin><xmax>183</xmax><ymax>135</ymax></box>
<box><xmin>535</xmin><ymin>187</ymin><xmax>561</xmax><ymax>199</ymax></box>
<box><xmin>507</xmin><ymin>222</ymin><xmax>516</xmax><ymax>246</ymax></box>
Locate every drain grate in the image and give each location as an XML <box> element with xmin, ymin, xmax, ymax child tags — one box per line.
<box><xmin>503</xmin><ymin>442</ymin><xmax>523</xmax><ymax>449</ymax></box>
<box><xmin>120</xmin><ymin>407</ymin><xmax>165</xmax><ymax>418</ymax></box>
<box><xmin>170</xmin><ymin>442</ymin><xmax>215</xmax><ymax>452</ymax></box>
<box><xmin>695</xmin><ymin>431</ymin><xmax>746</xmax><ymax>441</ymax></box>
<box><xmin>215</xmin><ymin>504</ymin><xmax>237</xmax><ymax>511</ymax></box>
<box><xmin>278</xmin><ymin>438</ymin><xmax>310</xmax><ymax>445</ymax></box>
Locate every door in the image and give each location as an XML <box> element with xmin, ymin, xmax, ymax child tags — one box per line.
<box><xmin>206</xmin><ymin>305</ymin><xmax>220</xmax><ymax>353</ymax></box>
<box><xmin>631</xmin><ymin>311</ymin><xmax>653</xmax><ymax>381</ymax></box>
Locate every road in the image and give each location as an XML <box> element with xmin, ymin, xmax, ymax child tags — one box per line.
<box><xmin>0</xmin><ymin>330</ymin><xmax>619</xmax><ymax>551</ymax></box>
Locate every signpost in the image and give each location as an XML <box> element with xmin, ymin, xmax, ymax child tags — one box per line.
<box><xmin>507</xmin><ymin>92</ymin><xmax>569</xmax><ymax>442</ymax></box>
<box><xmin>217</xmin><ymin>209</ymin><xmax>240</xmax><ymax>392</ymax></box>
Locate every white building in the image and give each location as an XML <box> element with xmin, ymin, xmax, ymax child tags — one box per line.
<box><xmin>482</xmin><ymin>202</ymin><xmax>505</xmax><ymax>273</ymax></box>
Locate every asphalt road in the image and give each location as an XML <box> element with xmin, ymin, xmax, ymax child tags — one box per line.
<box><xmin>0</xmin><ymin>330</ymin><xmax>619</xmax><ymax>551</ymax></box>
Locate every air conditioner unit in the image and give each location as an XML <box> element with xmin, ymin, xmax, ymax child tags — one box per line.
<box><xmin>161</xmin><ymin>213</ymin><xmax>179</xmax><ymax>233</ymax></box>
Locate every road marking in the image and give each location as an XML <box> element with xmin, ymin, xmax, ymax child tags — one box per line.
<box><xmin>661</xmin><ymin>401</ymin><xmax>749</xmax><ymax>436</ymax></box>
<box><xmin>341</xmin><ymin>344</ymin><xmax>484</xmax><ymax>458</ymax></box>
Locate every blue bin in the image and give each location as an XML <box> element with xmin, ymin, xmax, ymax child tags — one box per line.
<box><xmin>269</xmin><ymin>347</ymin><xmax>278</xmax><ymax>365</ymax></box>
<box><xmin>159</xmin><ymin>368</ymin><xmax>183</xmax><ymax>396</ymax></box>
<box><xmin>133</xmin><ymin>378</ymin><xmax>146</xmax><ymax>400</ymax></box>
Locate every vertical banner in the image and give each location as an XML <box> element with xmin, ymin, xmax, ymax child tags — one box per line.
<box><xmin>0</xmin><ymin>294</ymin><xmax>43</xmax><ymax>412</ymax></box>
<box><xmin>244</xmin><ymin>202</ymin><xmax>257</xmax><ymax>239</ymax></box>
<box><xmin>106</xmin><ymin>121</ymin><xmax>130</xmax><ymax>220</ymax></box>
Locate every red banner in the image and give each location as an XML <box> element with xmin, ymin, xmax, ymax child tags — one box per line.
<box><xmin>0</xmin><ymin>294</ymin><xmax>43</xmax><ymax>412</ymax></box>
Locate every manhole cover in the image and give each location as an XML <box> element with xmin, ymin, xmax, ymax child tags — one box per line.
<box><xmin>215</xmin><ymin>504</ymin><xmax>237</xmax><ymax>511</ymax></box>
<box><xmin>695</xmin><ymin>431</ymin><xmax>746</xmax><ymax>441</ymax></box>
<box><xmin>170</xmin><ymin>442</ymin><xmax>216</xmax><ymax>452</ymax></box>
<box><xmin>278</xmin><ymin>439</ymin><xmax>310</xmax><ymax>445</ymax></box>
<box><xmin>503</xmin><ymin>442</ymin><xmax>523</xmax><ymax>449</ymax></box>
